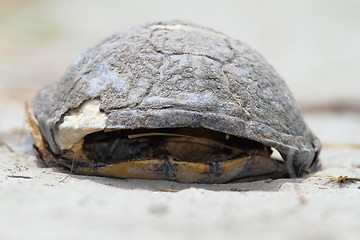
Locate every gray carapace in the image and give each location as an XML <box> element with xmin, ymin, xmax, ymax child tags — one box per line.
<box><xmin>27</xmin><ymin>20</ymin><xmax>321</xmax><ymax>183</ymax></box>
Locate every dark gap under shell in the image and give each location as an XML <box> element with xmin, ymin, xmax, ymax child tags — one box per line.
<box><xmin>82</xmin><ymin>128</ymin><xmax>271</xmax><ymax>164</ymax></box>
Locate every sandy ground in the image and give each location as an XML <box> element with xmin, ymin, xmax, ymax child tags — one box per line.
<box><xmin>1</xmin><ymin>113</ymin><xmax>360</xmax><ymax>240</ymax></box>
<box><xmin>1</xmin><ymin>1</ymin><xmax>360</xmax><ymax>240</ymax></box>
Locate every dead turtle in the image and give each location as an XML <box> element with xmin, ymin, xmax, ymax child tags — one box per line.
<box><xmin>26</xmin><ymin>20</ymin><xmax>321</xmax><ymax>183</ymax></box>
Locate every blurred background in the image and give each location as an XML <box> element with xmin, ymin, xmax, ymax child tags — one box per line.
<box><xmin>1</xmin><ymin>0</ymin><xmax>359</xmax><ymax>142</ymax></box>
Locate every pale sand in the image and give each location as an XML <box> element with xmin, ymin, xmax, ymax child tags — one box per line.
<box><xmin>1</xmin><ymin>112</ymin><xmax>360</xmax><ymax>240</ymax></box>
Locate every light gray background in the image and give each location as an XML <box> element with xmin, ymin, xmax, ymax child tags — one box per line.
<box><xmin>1</xmin><ymin>0</ymin><xmax>359</xmax><ymax>103</ymax></box>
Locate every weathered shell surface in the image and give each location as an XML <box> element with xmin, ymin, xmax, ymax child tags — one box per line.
<box><xmin>32</xmin><ymin>20</ymin><xmax>321</xmax><ymax>176</ymax></box>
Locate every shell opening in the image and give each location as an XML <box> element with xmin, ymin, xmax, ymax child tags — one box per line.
<box><xmin>82</xmin><ymin>128</ymin><xmax>271</xmax><ymax>164</ymax></box>
<box><xmin>55</xmin><ymin>127</ymin><xmax>289</xmax><ymax>183</ymax></box>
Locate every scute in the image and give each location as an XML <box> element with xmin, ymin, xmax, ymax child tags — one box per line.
<box><xmin>31</xmin><ymin>20</ymin><xmax>321</xmax><ymax>181</ymax></box>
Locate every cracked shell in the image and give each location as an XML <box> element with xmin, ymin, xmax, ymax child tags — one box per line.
<box><xmin>27</xmin><ymin>20</ymin><xmax>321</xmax><ymax>183</ymax></box>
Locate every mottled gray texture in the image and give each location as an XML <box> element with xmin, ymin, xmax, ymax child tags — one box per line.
<box><xmin>32</xmin><ymin>20</ymin><xmax>321</xmax><ymax>176</ymax></box>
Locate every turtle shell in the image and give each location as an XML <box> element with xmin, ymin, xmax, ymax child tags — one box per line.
<box><xmin>28</xmin><ymin>20</ymin><xmax>321</xmax><ymax>183</ymax></box>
